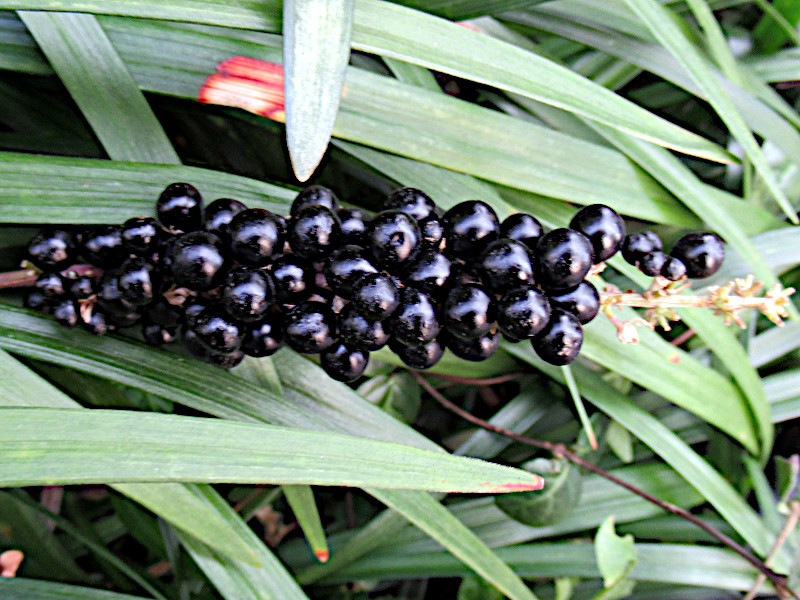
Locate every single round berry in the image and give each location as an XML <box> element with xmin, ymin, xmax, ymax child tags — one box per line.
<box><xmin>661</xmin><ymin>256</ymin><xmax>687</xmax><ymax>281</ymax></box>
<box><xmin>420</xmin><ymin>219</ymin><xmax>444</xmax><ymax>249</ymax></box>
<box><xmin>83</xmin><ymin>309</ymin><xmax>110</xmax><ymax>336</ymax></box>
<box><xmin>97</xmin><ymin>271</ymin><xmax>137</xmax><ymax>322</ymax></box>
<box><xmin>536</xmin><ymin>228</ymin><xmax>594</xmax><ymax>291</ymax></box>
<box><xmin>168</xmin><ymin>232</ymin><xmax>227</xmax><ymax>291</ymax></box>
<box><xmin>142</xmin><ymin>322</ymin><xmax>178</xmax><ymax>346</ymax></box>
<box><xmin>638</xmin><ymin>250</ymin><xmax>668</xmax><ymax>277</ymax></box>
<box><xmin>497</xmin><ymin>286</ymin><xmax>551</xmax><ymax>339</ymax></box>
<box><xmin>183</xmin><ymin>297</ymin><xmax>211</xmax><ymax>330</ymax></box>
<box><xmin>53</xmin><ymin>299</ymin><xmax>78</xmax><ymax>329</ymax></box>
<box><xmin>446</xmin><ymin>329</ymin><xmax>500</xmax><ymax>362</ymax></box>
<box><xmin>569</xmin><ymin>204</ymin><xmax>626</xmax><ymax>263</ymax></box>
<box><xmin>390</xmin><ymin>287</ymin><xmax>440</xmax><ymax>346</ymax></box>
<box><xmin>443</xmin><ymin>283</ymin><xmax>496</xmax><ymax>339</ymax></box>
<box><xmin>479</xmin><ymin>238</ymin><xmax>536</xmax><ymax>293</ymax></box>
<box><xmin>271</xmin><ymin>255</ymin><xmax>316</xmax><ymax>303</ymax></box>
<box><xmin>442</xmin><ymin>200</ymin><xmax>500</xmax><ymax>258</ymax></box>
<box><xmin>351</xmin><ymin>273</ymin><xmax>401</xmax><ymax>321</ymax></box>
<box><xmin>403</xmin><ymin>250</ymin><xmax>452</xmax><ymax>298</ymax></box>
<box><xmin>321</xmin><ymin>342</ymin><xmax>369</xmax><ymax>382</ymax></box>
<box><xmin>205</xmin><ymin>198</ymin><xmax>247</xmax><ymax>241</ymax></box>
<box><xmin>35</xmin><ymin>272</ymin><xmax>66</xmax><ymax>300</ymax></box>
<box><xmin>28</xmin><ymin>229</ymin><xmax>76</xmax><ymax>271</ymax></box>
<box><xmin>337</xmin><ymin>303</ymin><xmax>390</xmax><ymax>351</ymax></box>
<box><xmin>183</xmin><ymin>328</ymin><xmax>243</xmax><ymax>368</ymax></box>
<box><xmin>291</xmin><ymin>185</ymin><xmax>339</xmax><ymax>218</ymax></box>
<box><xmin>548</xmin><ymin>280</ymin><xmax>600</xmax><ymax>324</ymax></box>
<box><xmin>670</xmin><ymin>232</ymin><xmax>725</xmax><ymax>279</ymax></box>
<box><xmin>532</xmin><ymin>309</ymin><xmax>583</xmax><ymax>366</ymax></box>
<box><xmin>157</xmin><ymin>182</ymin><xmax>204</xmax><ymax>232</ymax></box>
<box><xmin>208</xmin><ymin>349</ymin><xmax>245</xmax><ymax>369</ymax></box>
<box><xmin>222</xmin><ymin>267</ymin><xmax>273</xmax><ymax>322</ymax></box>
<box><xmin>389</xmin><ymin>337</ymin><xmax>444</xmax><ymax>370</ymax></box>
<box><xmin>24</xmin><ymin>291</ymin><xmax>50</xmax><ymax>312</ymax></box>
<box><xmin>500</xmin><ymin>213</ymin><xmax>543</xmax><ymax>251</ymax></box>
<box><xmin>366</xmin><ymin>210</ymin><xmax>422</xmax><ymax>269</ymax></box>
<box><xmin>118</xmin><ymin>258</ymin><xmax>159</xmax><ymax>307</ymax></box>
<box><xmin>121</xmin><ymin>217</ymin><xmax>162</xmax><ymax>255</ymax></box>
<box><xmin>337</xmin><ymin>208</ymin><xmax>369</xmax><ymax>246</ymax></box>
<box><xmin>193</xmin><ymin>308</ymin><xmax>244</xmax><ymax>353</ymax></box>
<box><xmin>324</xmin><ymin>246</ymin><xmax>378</xmax><ymax>297</ymax></box>
<box><xmin>228</xmin><ymin>208</ymin><xmax>286</xmax><ymax>267</ymax></box>
<box><xmin>385</xmin><ymin>187</ymin><xmax>438</xmax><ymax>223</ymax></box>
<box><xmin>145</xmin><ymin>298</ymin><xmax>183</xmax><ymax>329</ymax></box>
<box><xmin>82</xmin><ymin>226</ymin><xmax>128</xmax><ymax>267</ymax></box>
<box><xmin>288</xmin><ymin>205</ymin><xmax>342</xmax><ymax>261</ymax></box>
<box><xmin>241</xmin><ymin>315</ymin><xmax>285</xmax><ymax>357</ymax></box>
<box><xmin>285</xmin><ymin>301</ymin><xmax>337</xmax><ymax>354</ymax></box>
<box><xmin>621</xmin><ymin>231</ymin><xmax>663</xmax><ymax>266</ymax></box>
<box><xmin>68</xmin><ymin>275</ymin><xmax>95</xmax><ymax>300</ymax></box>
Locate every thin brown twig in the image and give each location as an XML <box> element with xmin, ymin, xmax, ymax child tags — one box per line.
<box><xmin>670</xmin><ymin>328</ymin><xmax>696</xmax><ymax>347</ymax></box>
<box><xmin>426</xmin><ymin>372</ymin><xmax>529</xmax><ymax>386</ymax></box>
<box><xmin>409</xmin><ymin>370</ymin><xmax>797</xmax><ymax>599</ymax></box>
<box><xmin>744</xmin><ymin>501</ymin><xmax>800</xmax><ymax>600</ymax></box>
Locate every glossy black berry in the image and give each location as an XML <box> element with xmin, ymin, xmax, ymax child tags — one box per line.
<box><xmin>205</xmin><ymin>198</ymin><xmax>247</xmax><ymax>241</ymax></box>
<box><xmin>118</xmin><ymin>258</ymin><xmax>159</xmax><ymax>307</ymax></box>
<box><xmin>569</xmin><ymin>204</ymin><xmax>626</xmax><ymax>263</ymax></box>
<box><xmin>81</xmin><ymin>226</ymin><xmax>127</xmax><ymax>267</ymax></box>
<box><xmin>28</xmin><ymin>229</ymin><xmax>76</xmax><ymax>271</ymax></box>
<box><xmin>68</xmin><ymin>275</ymin><xmax>95</xmax><ymax>300</ymax></box>
<box><xmin>479</xmin><ymin>238</ymin><xmax>536</xmax><ymax>293</ymax></box>
<box><xmin>366</xmin><ymin>210</ymin><xmax>422</xmax><ymax>269</ymax></box>
<box><xmin>183</xmin><ymin>297</ymin><xmax>212</xmax><ymax>330</ymax></box>
<box><xmin>670</xmin><ymin>232</ymin><xmax>725</xmax><ymax>279</ymax></box>
<box><xmin>288</xmin><ymin>205</ymin><xmax>341</xmax><ymax>261</ymax></box>
<box><xmin>53</xmin><ymin>299</ymin><xmax>78</xmax><ymax>329</ymax></box>
<box><xmin>638</xmin><ymin>251</ymin><xmax>668</xmax><ymax>277</ymax></box>
<box><xmin>285</xmin><ymin>301</ymin><xmax>337</xmax><ymax>354</ymax></box>
<box><xmin>621</xmin><ymin>231</ymin><xmax>662</xmax><ymax>266</ymax></box>
<box><xmin>497</xmin><ymin>286</ymin><xmax>551</xmax><ymax>339</ymax></box>
<box><xmin>291</xmin><ymin>185</ymin><xmax>339</xmax><ymax>218</ymax></box>
<box><xmin>321</xmin><ymin>342</ymin><xmax>369</xmax><ymax>382</ymax></box>
<box><xmin>532</xmin><ymin>309</ymin><xmax>583</xmax><ymax>366</ymax></box>
<box><xmin>222</xmin><ymin>267</ymin><xmax>273</xmax><ymax>322</ymax></box>
<box><xmin>324</xmin><ymin>246</ymin><xmax>378</xmax><ymax>297</ymax></box>
<box><xmin>157</xmin><ymin>182</ymin><xmax>204</xmax><ymax>232</ymax></box>
<box><xmin>385</xmin><ymin>187</ymin><xmax>438</xmax><ymax>223</ymax></box>
<box><xmin>351</xmin><ymin>273</ymin><xmax>401</xmax><ymax>321</ymax></box>
<box><xmin>167</xmin><ymin>232</ymin><xmax>227</xmax><ymax>291</ymax></box>
<box><xmin>121</xmin><ymin>217</ymin><xmax>162</xmax><ymax>255</ymax></box>
<box><xmin>271</xmin><ymin>255</ymin><xmax>316</xmax><ymax>303</ymax></box>
<box><xmin>403</xmin><ymin>250</ymin><xmax>452</xmax><ymax>297</ymax></box>
<box><xmin>142</xmin><ymin>322</ymin><xmax>178</xmax><ymax>346</ymax></box>
<box><xmin>389</xmin><ymin>337</ymin><xmax>444</xmax><ymax>370</ymax></box>
<box><xmin>390</xmin><ymin>287</ymin><xmax>440</xmax><ymax>346</ymax></box>
<box><xmin>183</xmin><ymin>328</ymin><xmax>243</xmax><ymax>368</ymax></box>
<box><xmin>83</xmin><ymin>309</ymin><xmax>110</xmax><ymax>336</ymax></box>
<box><xmin>548</xmin><ymin>280</ymin><xmax>600</xmax><ymax>324</ymax></box>
<box><xmin>24</xmin><ymin>291</ymin><xmax>50</xmax><ymax>312</ymax></box>
<box><xmin>444</xmin><ymin>283</ymin><xmax>496</xmax><ymax>339</ymax></box>
<box><xmin>420</xmin><ymin>219</ymin><xmax>444</xmax><ymax>249</ymax></box>
<box><xmin>337</xmin><ymin>303</ymin><xmax>390</xmax><ymax>351</ymax></box>
<box><xmin>241</xmin><ymin>315</ymin><xmax>285</xmax><ymax>357</ymax></box>
<box><xmin>193</xmin><ymin>308</ymin><xmax>244</xmax><ymax>354</ymax></box>
<box><xmin>500</xmin><ymin>213</ymin><xmax>543</xmax><ymax>251</ymax></box>
<box><xmin>228</xmin><ymin>208</ymin><xmax>286</xmax><ymax>267</ymax></box>
<box><xmin>446</xmin><ymin>329</ymin><xmax>500</xmax><ymax>362</ymax></box>
<box><xmin>442</xmin><ymin>200</ymin><xmax>500</xmax><ymax>258</ymax></box>
<box><xmin>661</xmin><ymin>256</ymin><xmax>687</xmax><ymax>281</ymax></box>
<box><xmin>337</xmin><ymin>208</ymin><xmax>369</xmax><ymax>246</ymax></box>
<box><xmin>536</xmin><ymin>228</ymin><xmax>593</xmax><ymax>292</ymax></box>
<box><xmin>35</xmin><ymin>272</ymin><xmax>66</xmax><ymax>300</ymax></box>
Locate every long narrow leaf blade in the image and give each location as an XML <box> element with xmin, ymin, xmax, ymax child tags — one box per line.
<box><xmin>283</xmin><ymin>485</ymin><xmax>330</xmax><ymax>563</ymax></box>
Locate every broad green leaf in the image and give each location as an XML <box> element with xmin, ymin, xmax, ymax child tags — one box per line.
<box><xmin>283</xmin><ymin>485</ymin><xmax>330</xmax><ymax>563</ymax></box>
<box><xmin>18</xmin><ymin>12</ymin><xmax>179</xmax><ymax>164</ymax></box>
<box><xmin>752</xmin><ymin>0</ymin><xmax>800</xmax><ymax>52</ymax></box>
<box><xmin>595</xmin><ymin>516</ymin><xmax>637</xmax><ymax>588</ymax></box>
<box><xmin>620</xmin><ymin>0</ymin><xmax>795</xmax><ymax>222</ymax></box>
<box><xmin>0</xmin><ymin>152</ymin><xmax>295</xmax><ymax>223</ymax></box>
<box><xmin>745</xmin><ymin>49</ymin><xmax>800</xmax><ymax>83</ymax></box>
<box><xmin>283</xmin><ymin>0</ymin><xmax>353</xmax><ymax>180</ymax></box>
<box><xmin>0</xmin><ymin>578</ymin><xmax>149</xmax><ymax>600</ymax></box>
<box><xmin>383</xmin><ymin>56</ymin><xmax>440</xmax><ymax>91</ymax></box>
<box><xmin>0</xmin><ymin>408</ymin><xmax>544</xmax><ymax>493</ymax></box>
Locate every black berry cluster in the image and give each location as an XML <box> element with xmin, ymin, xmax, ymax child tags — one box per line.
<box><xmin>22</xmin><ymin>184</ymin><xmax>725</xmax><ymax>382</ymax></box>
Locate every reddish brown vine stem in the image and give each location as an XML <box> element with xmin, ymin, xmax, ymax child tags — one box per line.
<box><xmin>409</xmin><ymin>370</ymin><xmax>798</xmax><ymax>599</ymax></box>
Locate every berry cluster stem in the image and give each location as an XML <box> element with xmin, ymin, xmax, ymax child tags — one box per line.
<box><xmin>409</xmin><ymin>371</ymin><xmax>798</xmax><ymax>599</ymax></box>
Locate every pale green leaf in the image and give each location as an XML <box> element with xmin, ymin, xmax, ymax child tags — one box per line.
<box><xmin>595</xmin><ymin>516</ymin><xmax>637</xmax><ymax>588</ymax></box>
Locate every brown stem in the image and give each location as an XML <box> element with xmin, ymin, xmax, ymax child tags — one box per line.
<box><xmin>0</xmin><ymin>264</ymin><xmax>100</xmax><ymax>290</ymax></box>
<box><xmin>409</xmin><ymin>371</ymin><xmax>797</xmax><ymax>598</ymax></box>
<box><xmin>427</xmin><ymin>372</ymin><xmax>528</xmax><ymax>386</ymax></box>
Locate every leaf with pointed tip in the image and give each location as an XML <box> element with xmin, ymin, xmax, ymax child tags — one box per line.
<box><xmin>283</xmin><ymin>0</ymin><xmax>354</xmax><ymax>180</ymax></box>
<box><xmin>283</xmin><ymin>485</ymin><xmax>330</xmax><ymax>563</ymax></box>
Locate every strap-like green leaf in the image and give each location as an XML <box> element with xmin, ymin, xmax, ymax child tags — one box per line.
<box><xmin>283</xmin><ymin>485</ymin><xmax>330</xmax><ymax>562</ymax></box>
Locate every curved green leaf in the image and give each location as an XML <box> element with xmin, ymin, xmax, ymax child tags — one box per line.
<box><xmin>0</xmin><ymin>578</ymin><xmax>149</xmax><ymax>600</ymax></box>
